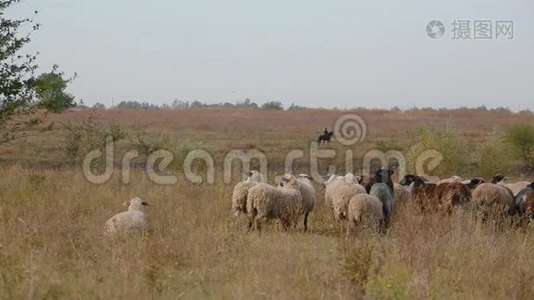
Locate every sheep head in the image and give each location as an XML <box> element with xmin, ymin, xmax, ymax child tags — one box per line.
<box><xmin>279</xmin><ymin>174</ymin><xmax>301</xmax><ymax>190</ymax></box>
<box><xmin>491</xmin><ymin>174</ymin><xmax>507</xmax><ymax>184</ymax></box>
<box><xmin>400</xmin><ymin>174</ymin><xmax>426</xmax><ymax>187</ymax></box>
<box><xmin>298</xmin><ymin>174</ymin><xmax>313</xmax><ymax>181</ymax></box>
<box><xmin>125</xmin><ymin>197</ymin><xmax>149</xmax><ymax>212</ymax></box>
<box><xmin>323</xmin><ymin>174</ymin><xmax>337</xmax><ymax>188</ymax></box>
<box><xmin>245</xmin><ymin>170</ymin><xmax>264</xmax><ymax>182</ymax></box>
<box><xmin>464</xmin><ymin>177</ymin><xmax>485</xmax><ymax>190</ymax></box>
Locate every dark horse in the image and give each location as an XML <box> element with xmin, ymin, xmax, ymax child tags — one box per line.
<box><xmin>318</xmin><ymin>131</ymin><xmax>334</xmax><ymax>143</ymax></box>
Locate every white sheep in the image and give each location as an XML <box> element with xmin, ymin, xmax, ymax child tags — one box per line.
<box><xmin>331</xmin><ymin>181</ymin><xmax>366</xmax><ymax>235</ymax></box>
<box><xmin>246</xmin><ymin>175</ymin><xmax>304</xmax><ymax>231</ymax></box>
<box><xmin>332</xmin><ymin>183</ymin><xmax>367</xmax><ymax>221</ymax></box>
<box><xmin>437</xmin><ymin>175</ymin><xmax>463</xmax><ymax>185</ymax></box>
<box><xmin>279</xmin><ymin>173</ymin><xmax>316</xmax><ymax>232</ymax></box>
<box><xmin>104</xmin><ymin>197</ymin><xmax>149</xmax><ymax>236</ymax></box>
<box><xmin>324</xmin><ymin>173</ymin><xmax>361</xmax><ymax>208</ymax></box>
<box><xmin>248</xmin><ymin>170</ymin><xmax>264</xmax><ymax>182</ymax></box>
<box><xmin>503</xmin><ymin>181</ymin><xmax>531</xmax><ymax>197</ymax></box>
<box><xmin>346</xmin><ymin>194</ymin><xmax>385</xmax><ymax>237</ymax></box>
<box><xmin>491</xmin><ymin>174</ymin><xmax>531</xmax><ymax>197</ymax></box>
<box><xmin>231</xmin><ymin>170</ymin><xmax>265</xmax><ymax>216</ymax></box>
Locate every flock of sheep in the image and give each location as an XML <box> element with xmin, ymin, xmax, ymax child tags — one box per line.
<box><xmin>231</xmin><ymin>170</ymin><xmax>534</xmax><ymax>237</ymax></box>
<box><xmin>102</xmin><ymin>170</ymin><xmax>534</xmax><ymax>237</ymax></box>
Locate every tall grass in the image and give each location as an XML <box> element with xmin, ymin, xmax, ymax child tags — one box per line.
<box><xmin>1</xmin><ymin>167</ymin><xmax>534</xmax><ymax>299</ymax></box>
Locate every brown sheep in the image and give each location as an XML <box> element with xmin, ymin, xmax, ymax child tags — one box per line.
<box><xmin>434</xmin><ymin>182</ymin><xmax>472</xmax><ymax>213</ymax></box>
<box><xmin>400</xmin><ymin>175</ymin><xmax>438</xmax><ymax>211</ymax></box>
<box><xmin>521</xmin><ymin>193</ymin><xmax>534</xmax><ymax>223</ymax></box>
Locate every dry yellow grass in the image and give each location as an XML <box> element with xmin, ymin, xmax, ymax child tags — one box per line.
<box><xmin>1</xmin><ymin>108</ymin><xmax>534</xmax><ymax>299</ymax></box>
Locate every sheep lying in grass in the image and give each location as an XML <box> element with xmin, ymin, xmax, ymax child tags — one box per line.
<box><xmin>104</xmin><ymin>197</ymin><xmax>149</xmax><ymax>236</ymax></box>
<box><xmin>472</xmin><ymin>183</ymin><xmax>517</xmax><ymax>220</ymax></box>
<box><xmin>279</xmin><ymin>174</ymin><xmax>316</xmax><ymax>232</ymax></box>
<box><xmin>324</xmin><ymin>173</ymin><xmax>361</xmax><ymax>208</ymax></box>
<box><xmin>346</xmin><ymin>194</ymin><xmax>384</xmax><ymax>237</ymax></box>
<box><xmin>231</xmin><ymin>171</ymin><xmax>265</xmax><ymax>216</ymax></box>
<box><xmin>247</xmin><ymin>175</ymin><xmax>304</xmax><ymax>231</ymax></box>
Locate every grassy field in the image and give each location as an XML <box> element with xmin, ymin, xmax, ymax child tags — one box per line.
<box><xmin>1</xmin><ymin>108</ymin><xmax>534</xmax><ymax>299</ymax></box>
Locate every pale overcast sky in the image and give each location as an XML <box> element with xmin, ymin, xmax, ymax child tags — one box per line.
<box><xmin>7</xmin><ymin>0</ymin><xmax>534</xmax><ymax>109</ymax></box>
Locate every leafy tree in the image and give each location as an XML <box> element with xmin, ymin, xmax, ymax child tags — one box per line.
<box><xmin>115</xmin><ymin>101</ymin><xmax>159</xmax><ymax>109</ymax></box>
<box><xmin>235</xmin><ymin>98</ymin><xmax>258</xmax><ymax>109</ymax></box>
<box><xmin>288</xmin><ymin>103</ymin><xmax>307</xmax><ymax>111</ymax></box>
<box><xmin>33</xmin><ymin>66</ymin><xmax>76</xmax><ymax>113</ymax></box>
<box><xmin>0</xmin><ymin>1</ymin><xmax>73</xmax><ymax>143</ymax></box>
<box><xmin>92</xmin><ymin>102</ymin><xmax>106</xmax><ymax>109</ymax></box>
<box><xmin>261</xmin><ymin>101</ymin><xmax>284</xmax><ymax>110</ymax></box>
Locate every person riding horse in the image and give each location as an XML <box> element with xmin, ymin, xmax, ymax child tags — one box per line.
<box><xmin>318</xmin><ymin>128</ymin><xmax>334</xmax><ymax>144</ymax></box>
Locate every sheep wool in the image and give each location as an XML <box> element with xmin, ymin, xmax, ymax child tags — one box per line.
<box><xmin>247</xmin><ymin>175</ymin><xmax>304</xmax><ymax>231</ymax></box>
<box><xmin>104</xmin><ymin>197</ymin><xmax>149</xmax><ymax>236</ymax></box>
<box><xmin>369</xmin><ymin>183</ymin><xmax>395</xmax><ymax>229</ymax></box>
<box><xmin>504</xmin><ymin>181</ymin><xmax>531</xmax><ymax>197</ymax></box>
<box><xmin>472</xmin><ymin>183</ymin><xmax>517</xmax><ymax>219</ymax></box>
<box><xmin>324</xmin><ymin>173</ymin><xmax>359</xmax><ymax>208</ymax></box>
<box><xmin>332</xmin><ymin>183</ymin><xmax>367</xmax><ymax>222</ymax></box>
<box><xmin>393</xmin><ymin>183</ymin><xmax>411</xmax><ymax>206</ymax></box>
<box><xmin>437</xmin><ymin>175</ymin><xmax>463</xmax><ymax>185</ymax></box>
<box><xmin>346</xmin><ymin>194</ymin><xmax>384</xmax><ymax>236</ymax></box>
<box><xmin>279</xmin><ymin>174</ymin><xmax>317</xmax><ymax>231</ymax></box>
<box><xmin>231</xmin><ymin>171</ymin><xmax>265</xmax><ymax>216</ymax></box>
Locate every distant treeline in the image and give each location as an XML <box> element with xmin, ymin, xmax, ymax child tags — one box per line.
<box><xmin>87</xmin><ymin>99</ymin><xmax>303</xmax><ymax>111</ymax></box>
<box><xmin>83</xmin><ymin>99</ymin><xmax>530</xmax><ymax>113</ymax></box>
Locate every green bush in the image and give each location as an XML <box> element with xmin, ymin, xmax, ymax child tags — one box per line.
<box><xmin>131</xmin><ymin>132</ymin><xmax>173</xmax><ymax>157</ymax></box>
<box><xmin>504</xmin><ymin>124</ymin><xmax>534</xmax><ymax>169</ymax></box>
<box><xmin>475</xmin><ymin>130</ymin><xmax>517</xmax><ymax>178</ymax></box>
<box><xmin>405</xmin><ymin>124</ymin><xmax>463</xmax><ymax>177</ymax></box>
<box><xmin>131</xmin><ymin>132</ymin><xmax>205</xmax><ymax>171</ymax></box>
<box><xmin>63</xmin><ymin>113</ymin><xmax>127</xmax><ymax>167</ymax></box>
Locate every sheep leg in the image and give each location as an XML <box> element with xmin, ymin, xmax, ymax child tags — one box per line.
<box><xmin>345</xmin><ymin>221</ymin><xmax>352</xmax><ymax>238</ymax></box>
<box><xmin>247</xmin><ymin>218</ymin><xmax>253</xmax><ymax>232</ymax></box>
<box><xmin>253</xmin><ymin>216</ymin><xmax>263</xmax><ymax>232</ymax></box>
<box><xmin>303</xmin><ymin>213</ymin><xmax>309</xmax><ymax>232</ymax></box>
<box><xmin>282</xmin><ymin>219</ymin><xmax>292</xmax><ymax>231</ymax></box>
<box><xmin>339</xmin><ymin>221</ymin><xmax>345</xmax><ymax>237</ymax></box>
